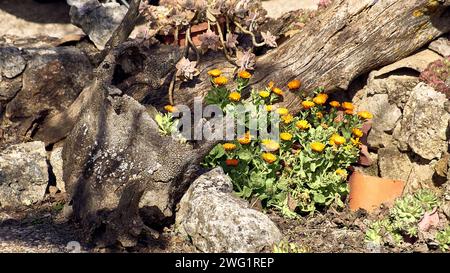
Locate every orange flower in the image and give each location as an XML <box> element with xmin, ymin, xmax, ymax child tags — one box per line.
<box><xmin>228</xmin><ymin>92</ymin><xmax>241</xmax><ymax>102</ymax></box>
<box><xmin>225</xmin><ymin>159</ymin><xmax>239</xmax><ymax>166</ymax></box>
<box><xmin>345</xmin><ymin>109</ymin><xmax>354</xmax><ymax>115</ymax></box>
<box><xmin>313</xmin><ymin>94</ymin><xmax>328</xmax><ymax>105</ymax></box>
<box><xmin>280</xmin><ymin>132</ymin><xmax>293</xmax><ymax>141</ymax></box>
<box><xmin>316</xmin><ymin>112</ymin><xmax>324</xmax><ymax>119</ymax></box>
<box><xmin>342</xmin><ymin>102</ymin><xmax>354</xmax><ymax>111</ymax></box>
<box><xmin>238</xmin><ymin>132</ymin><xmax>251</xmax><ymax>145</ymax></box>
<box><xmin>268</xmin><ymin>81</ymin><xmax>275</xmax><ymax>90</ymax></box>
<box><xmin>352</xmin><ymin>128</ymin><xmax>363</xmax><ymax>138</ymax></box>
<box><xmin>281</xmin><ymin>114</ymin><xmax>293</xmax><ymax>124</ymax></box>
<box><xmin>223</xmin><ymin>143</ymin><xmax>237</xmax><ymax>151</ymax></box>
<box><xmin>358</xmin><ymin>111</ymin><xmax>373</xmax><ymax>120</ymax></box>
<box><xmin>330</xmin><ymin>134</ymin><xmax>346</xmax><ymax>146</ymax></box>
<box><xmin>329</xmin><ymin>101</ymin><xmax>340</xmax><ymax>108</ymax></box>
<box><xmin>208</xmin><ymin>69</ymin><xmax>222</xmax><ymax>77</ymax></box>
<box><xmin>272</xmin><ymin>87</ymin><xmax>284</xmax><ymax>96</ymax></box>
<box><xmin>287</xmin><ymin>79</ymin><xmax>301</xmax><ymax>90</ymax></box>
<box><xmin>214</xmin><ymin>76</ymin><xmax>228</xmax><ymax>86</ymax></box>
<box><xmin>262</xmin><ymin>152</ymin><xmax>277</xmax><ymax>164</ymax></box>
<box><xmin>238</xmin><ymin>70</ymin><xmax>252</xmax><ymax>79</ymax></box>
<box><xmin>164</xmin><ymin>105</ymin><xmax>176</xmax><ymax>113</ymax></box>
<box><xmin>311</xmin><ymin>142</ymin><xmax>326</xmax><ymax>152</ymax></box>
<box><xmin>302</xmin><ymin>101</ymin><xmax>315</xmax><ymax>109</ymax></box>
<box><xmin>296</xmin><ymin>120</ymin><xmax>310</xmax><ymax>130</ymax></box>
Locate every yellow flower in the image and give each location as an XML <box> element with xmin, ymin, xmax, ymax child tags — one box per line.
<box><xmin>310</xmin><ymin>142</ymin><xmax>326</xmax><ymax>153</ymax></box>
<box><xmin>208</xmin><ymin>69</ymin><xmax>222</xmax><ymax>77</ymax></box>
<box><xmin>316</xmin><ymin>112</ymin><xmax>324</xmax><ymax>119</ymax></box>
<box><xmin>313</xmin><ymin>93</ymin><xmax>328</xmax><ymax>105</ymax></box>
<box><xmin>268</xmin><ymin>81</ymin><xmax>275</xmax><ymax>90</ymax></box>
<box><xmin>214</xmin><ymin>76</ymin><xmax>228</xmax><ymax>86</ymax></box>
<box><xmin>238</xmin><ymin>132</ymin><xmax>251</xmax><ymax>145</ymax></box>
<box><xmin>329</xmin><ymin>101</ymin><xmax>340</xmax><ymax>108</ymax></box>
<box><xmin>302</xmin><ymin>101</ymin><xmax>315</xmax><ymax>109</ymax></box>
<box><xmin>351</xmin><ymin>138</ymin><xmax>362</xmax><ymax>146</ymax></box>
<box><xmin>287</xmin><ymin>79</ymin><xmax>301</xmax><ymax>90</ymax></box>
<box><xmin>280</xmin><ymin>132</ymin><xmax>293</xmax><ymax>141</ymax></box>
<box><xmin>259</xmin><ymin>90</ymin><xmax>271</xmax><ymax>98</ymax></box>
<box><xmin>228</xmin><ymin>92</ymin><xmax>241</xmax><ymax>102</ymax></box>
<box><xmin>352</xmin><ymin>128</ymin><xmax>363</xmax><ymax>138</ymax></box>
<box><xmin>223</xmin><ymin>143</ymin><xmax>237</xmax><ymax>151</ymax></box>
<box><xmin>336</xmin><ymin>169</ymin><xmax>348</xmax><ymax>178</ymax></box>
<box><xmin>276</xmin><ymin>108</ymin><xmax>289</xmax><ymax>115</ymax></box>
<box><xmin>164</xmin><ymin>105</ymin><xmax>176</xmax><ymax>113</ymax></box>
<box><xmin>261</xmin><ymin>139</ymin><xmax>280</xmax><ymax>152</ymax></box>
<box><xmin>358</xmin><ymin>111</ymin><xmax>373</xmax><ymax>120</ymax></box>
<box><xmin>296</xmin><ymin>120</ymin><xmax>310</xmax><ymax>130</ymax></box>
<box><xmin>262</xmin><ymin>152</ymin><xmax>277</xmax><ymax>164</ymax></box>
<box><xmin>272</xmin><ymin>87</ymin><xmax>284</xmax><ymax>96</ymax></box>
<box><xmin>265</xmin><ymin>105</ymin><xmax>274</xmax><ymax>112</ymax></box>
<box><xmin>238</xmin><ymin>70</ymin><xmax>252</xmax><ymax>79</ymax></box>
<box><xmin>330</xmin><ymin>134</ymin><xmax>346</xmax><ymax>146</ymax></box>
<box><xmin>342</xmin><ymin>102</ymin><xmax>354</xmax><ymax>111</ymax></box>
<box><xmin>281</xmin><ymin>114</ymin><xmax>293</xmax><ymax>124</ymax></box>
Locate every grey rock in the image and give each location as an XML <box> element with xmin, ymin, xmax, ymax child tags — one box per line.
<box><xmin>0</xmin><ymin>76</ymin><xmax>22</xmax><ymax>103</ymax></box>
<box><xmin>394</xmin><ymin>83</ymin><xmax>450</xmax><ymax>160</ymax></box>
<box><xmin>68</xmin><ymin>0</ymin><xmax>127</xmax><ymax>50</ymax></box>
<box><xmin>0</xmin><ymin>141</ymin><xmax>48</xmax><ymax>208</ymax></box>
<box><xmin>49</xmin><ymin>147</ymin><xmax>65</xmax><ymax>193</ymax></box>
<box><xmin>0</xmin><ymin>47</ymin><xmax>26</xmax><ymax>79</ymax></box>
<box><xmin>429</xmin><ymin>37</ymin><xmax>450</xmax><ymax>57</ymax></box>
<box><xmin>176</xmin><ymin>167</ymin><xmax>282</xmax><ymax>253</ymax></box>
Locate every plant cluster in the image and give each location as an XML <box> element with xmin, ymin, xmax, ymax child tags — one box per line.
<box><xmin>436</xmin><ymin>225</ymin><xmax>450</xmax><ymax>251</ymax></box>
<box><xmin>420</xmin><ymin>56</ymin><xmax>450</xmax><ymax>97</ymax></box>
<box><xmin>273</xmin><ymin>241</ymin><xmax>308</xmax><ymax>253</ymax></box>
<box><xmin>200</xmin><ymin>69</ymin><xmax>372</xmax><ymax>216</ymax></box>
<box><xmin>365</xmin><ymin>189</ymin><xmax>441</xmax><ymax>246</ymax></box>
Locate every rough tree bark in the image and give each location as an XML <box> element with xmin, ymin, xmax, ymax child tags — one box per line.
<box><xmin>174</xmin><ymin>0</ymin><xmax>450</xmax><ymax>113</ymax></box>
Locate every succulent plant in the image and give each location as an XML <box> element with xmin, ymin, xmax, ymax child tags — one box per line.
<box><xmin>420</xmin><ymin>56</ymin><xmax>450</xmax><ymax>97</ymax></box>
<box><xmin>436</xmin><ymin>226</ymin><xmax>450</xmax><ymax>252</ymax></box>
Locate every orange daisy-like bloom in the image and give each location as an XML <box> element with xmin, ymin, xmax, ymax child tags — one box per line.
<box><xmin>342</xmin><ymin>102</ymin><xmax>354</xmax><ymax>111</ymax></box>
<box><xmin>358</xmin><ymin>111</ymin><xmax>373</xmax><ymax>120</ymax></box>
<box><xmin>281</xmin><ymin>114</ymin><xmax>293</xmax><ymax>124</ymax></box>
<box><xmin>329</xmin><ymin>101</ymin><xmax>340</xmax><ymax>108</ymax></box>
<box><xmin>296</xmin><ymin>120</ymin><xmax>310</xmax><ymax>130</ymax></box>
<box><xmin>208</xmin><ymin>69</ymin><xmax>222</xmax><ymax>77</ymax></box>
<box><xmin>280</xmin><ymin>132</ymin><xmax>293</xmax><ymax>141</ymax></box>
<box><xmin>276</xmin><ymin>108</ymin><xmax>289</xmax><ymax>116</ymax></box>
<box><xmin>268</xmin><ymin>81</ymin><xmax>275</xmax><ymax>90</ymax></box>
<box><xmin>330</xmin><ymin>134</ymin><xmax>346</xmax><ymax>146</ymax></box>
<box><xmin>164</xmin><ymin>105</ymin><xmax>176</xmax><ymax>113</ymax></box>
<box><xmin>214</xmin><ymin>76</ymin><xmax>228</xmax><ymax>86</ymax></box>
<box><xmin>272</xmin><ymin>87</ymin><xmax>284</xmax><ymax>96</ymax></box>
<box><xmin>302</xmin><ymin>101</ymin><xmax>315</xmax><ymax>109</ymax></box>
<box><xmin>352</xmin><ymin>128</ymin><xmax>364</xmax><ymax>138</ymax></box>
<box><xmin>223</xmin><ymin>143</ymin><xmax>237</xmax><ymax>151</ymax></box>
<box><xmin>228</xmin><ymin>92</ymin><xmax>241</xmax><ymax>102</ymax></box>
<box><xmin>261</xmin><ymin>139</ymin><xmax>280</xmax><ymax>152</ymax></box>
<box><xmin>287</xmin><ymin>79</ymin><xmax>301</xmax><ymax>90</ymax></box>
<box><xmin>265</xmin><ymin>105</ymin><xmax>274</xmax><ymax>112</ymax></box>
<box><xmin>238</xmin><ymin>132</ymin><xmax>251</xmax><ymax>145</ymax></box>
<box><xmin>310</xmin><ymin>142</ymin><xmax>326</xmax><ymax>153</ymax></box>
<box><xmin>225</xmin><ymin>159</ymin><xmax>239</xmax><ymax>166</ymax></box>
<box><xmin>316</xmin><ymin>112</ymin><xmax>324</xmax><ymax>119</ymax></box>
<box><xmin>344</xmin><ymin>109</ymin><xmax>354</xmax><ymax>115</ymax></box>
<box><xmin>262</xmin><ymin>152</ymin><xmax>277</xmax><ymax>164</ymax></box>
<box><xmin>313</xmin><ymin>94</ymin><xmax>328</xmax><ymax>105</ymax></box>
<box><xmin>259</xmin><ymin>90</ymin><xmax>271</xmax><ymax>98</ymax></box>
<box><xmin>238</xmin><ymin>70</ymin><xmax>252</xmax><ymax>79</ymax></box>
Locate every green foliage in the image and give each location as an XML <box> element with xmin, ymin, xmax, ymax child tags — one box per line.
<box><xmin>365</xmin><ymin>189</ymin><xmax>440</xmax><ymax>245</ymax></box>
<box><xmin>436</xmin><ymin>226</ymin><xmax>450</xmax><ymax>252</ymax></box>
<box><xmin>155</xmin><ymin>113</ymin><xmax>178</xmax><ymax>136</ymax></box>
<box><xmin>203</xmin><ymin>72</ymin><xmax>367</xmax><ymax>216</ymax></box>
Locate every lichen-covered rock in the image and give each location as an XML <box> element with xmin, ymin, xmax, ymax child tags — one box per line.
<box><xmin>176</xmin><ymin>167</ymin><xmax>282</xmax><ymax>253</ymax></box>
<box><xmin>0</xmin><ymin>141</ymin><xmax>48</xmax><ymax>208</ymax></box>
<box><xmin>0</xmin><ymin>47</ymin><xmax>26</xmax><ymax>79</ymax></box>
<box><xmin>68</xmin><ymin>0</ymin><xmax>127</xmax><ymax>50</ymax></box>
<box><xmin>394</xmin><ymin>83</ymin><xmax>450</xmax><ymax>160</ymax></box>
<box><xmin>49</xmin><ymin>146</ymin><xmax>65</xmax><ymax>193</ymax></box>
